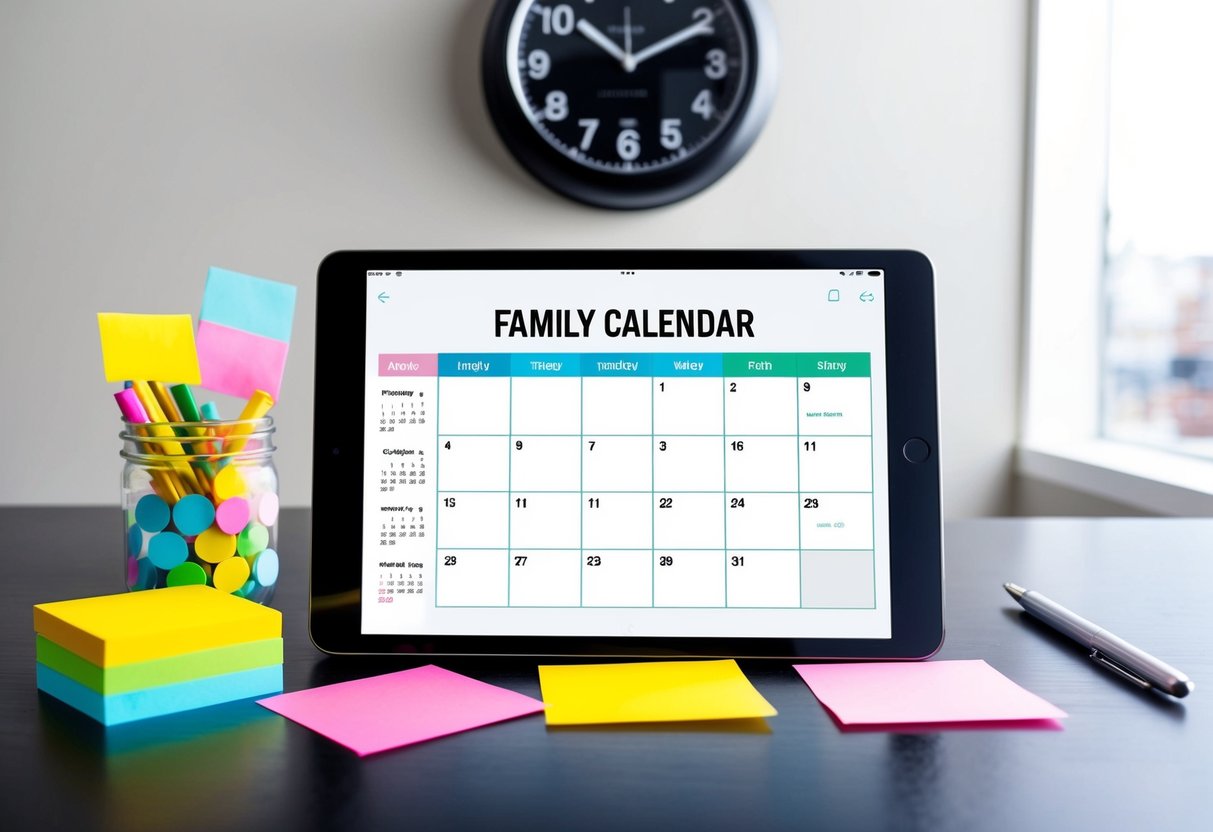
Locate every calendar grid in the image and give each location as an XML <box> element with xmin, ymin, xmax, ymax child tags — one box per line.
<box><xmin>416</xmin><ymin>353</ymin><xmax>876</xmax><ymax>611</ymax></box>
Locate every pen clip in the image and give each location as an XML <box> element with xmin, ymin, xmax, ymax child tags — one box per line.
<box><xmin>1089</xmin><ymin>649</ymin><xmax>1152</xmax><ymax>690</ymax></box>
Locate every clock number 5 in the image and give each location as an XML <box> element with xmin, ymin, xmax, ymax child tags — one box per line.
<box><xmin>660</xmin><ymin>118</ymin><xmax>683</xmax><ymax>150</ymax></box>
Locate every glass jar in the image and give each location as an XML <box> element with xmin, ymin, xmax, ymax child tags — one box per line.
<box><xmin>121</xmin><ymin>417</ymin><xmax>279</xmax><ymax>604</ymax></box>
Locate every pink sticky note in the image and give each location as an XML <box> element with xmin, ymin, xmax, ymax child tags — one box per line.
<box><xmin>196</xmin><ymin>319</ymin><xmax>289</xmax><ymax>400</ymax></box>
<box><xmin>256</xmin><ymin>665</ymin><xmax>545</xmax><ymax>756</ymax></box>
<box><xmin>794</xmin><ymin>660</ymin><xmax>1067</xmax><ymax>727</ymax></box>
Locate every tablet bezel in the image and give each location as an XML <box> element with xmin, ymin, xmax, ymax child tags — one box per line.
<box><xmin>310</xmin><ymin>250</ymin><xmax>943</xmax><ymax>659</ymax></box>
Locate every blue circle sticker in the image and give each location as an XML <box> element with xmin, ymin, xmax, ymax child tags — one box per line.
<box><xmin>135</xmin><ymin>494</ymin><xmax>170</xmax><ymax>533</ymax></box>
<box><xmin>127</xmin><ymin>524</ymin><xmax>143</xmax><ymax>556</ymax></box>
<box><xmin>147</xmin><ymin>531</ymin><xmax>189</xmax><ymax>570</ymax></box>
<box><xmin>253</xmin><ymin>548</ymin><xmax>279</xmax><ymax>587</ymax></box>
<box><xmin>173</xmin><ymin>494</ymin><xmax>216</xmax><ymax>536</ymax></box>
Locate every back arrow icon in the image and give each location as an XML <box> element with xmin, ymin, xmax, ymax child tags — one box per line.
<box><xmin>859</xmin><ymin>291</ymin><xmax>875</xmax><ymax>302</ymax></box>
<box><xmin>377</xmin><ymin>292</ymin><xmax>390</xmax><ymax>303</ymax></box>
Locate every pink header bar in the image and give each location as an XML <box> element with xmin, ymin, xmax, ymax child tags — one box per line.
<box><xmin>378</xmin><ymin>353</ymin><xmax>437</xmax><ymax>376</ymax></box>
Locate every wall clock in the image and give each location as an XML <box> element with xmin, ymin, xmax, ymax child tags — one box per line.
<box><xmin>482</xmin><ymin>0</ymin><xmax>778</xmax><ymax>210</ymax></box>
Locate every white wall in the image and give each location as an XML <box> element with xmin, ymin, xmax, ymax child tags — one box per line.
<box><xmin>0</xmin><ymin>0</ymin><xmax>1028</xmax><ymax>516</ymax></box>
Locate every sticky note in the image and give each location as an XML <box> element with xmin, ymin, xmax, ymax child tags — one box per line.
<box><xmin>36</xmin><ymin>635</ymin><xmax>283</xmax><ymax>695</ymax></box>
<box><xmin>794</xmin><ymin>660</ymin><xmax>1068</xmax><ymax>727</ymax></box>
<box><xmin>196</xmin><ymin>320</ymin><xmax>290</xmax><ymax>400</ymax></box>
<box><xmin>257</xmin><ymin>665</ymin><xmax>545</xmax><ymax>756</ymax></box>
<box><xmin>33</xmin><ymin>585</ymin><xmax>281</xmax><ymax>667</ymax></box>
<box><xmin>98</xmin><ymin>313</ymin><xmax>201</xmax><ymax>384</ymax></box>
<box><xmin>200</xmin><ymin>267</ymin><xmax>296</xmax><ymax>342</ymax></box>
<box><xmin>37</xmin><ymin>662</ymin><xmax>283</xmax><ymax>726</ymax></box>
<box><xmin>537</xmin><ymin>660</ymin><xmax>777</xmax><ymax>726</ymax></box>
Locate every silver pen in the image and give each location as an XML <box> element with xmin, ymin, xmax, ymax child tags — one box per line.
<box><xmin>1004</xmin><ymin>582</ymin><xmax>1194</xmax><ymax>698</ymax></box>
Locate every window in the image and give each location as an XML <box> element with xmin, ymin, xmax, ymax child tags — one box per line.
<box><xmin>1020</xmin><ymin>0</ymin><xmax>1213</xmax><ymax>514</ymax></box>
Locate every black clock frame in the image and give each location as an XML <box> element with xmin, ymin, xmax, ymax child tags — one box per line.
<box><xmin>481</xmin><ymin>0</ymin><xmax>779</xmax><ymax>210</ymax></box>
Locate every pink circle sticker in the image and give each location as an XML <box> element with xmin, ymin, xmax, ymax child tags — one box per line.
<box><xmin>258</xmin><ymin>492</ymin><xmax>280</xmax><ymax>526</ymax></box>
<box><xmin>215</xmin><ymin>497</ymin><xmax>251</xmax><ymax>535</ymax></box>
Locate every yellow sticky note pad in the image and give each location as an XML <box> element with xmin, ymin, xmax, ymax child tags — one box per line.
<box><xmin>98</xmin><ymin>313</ymin><xmax>202</xmax><ymax>384</ymax></box>
<box><xmin>537</xmin><ymin>660</ymin><xmax>777</xmax><ymax>726</ymax></box>
<box><xmin>33</xmin><ymin>586</ymin><xmax>281</xmax><ymax>667</ymax></box>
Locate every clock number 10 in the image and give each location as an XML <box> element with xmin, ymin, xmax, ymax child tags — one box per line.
<box><xmin>540</xmin><ymin>5</ymin><xmax>575</xmax><ymax>36</ymax></box>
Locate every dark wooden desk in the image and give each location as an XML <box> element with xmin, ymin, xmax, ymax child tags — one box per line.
<box><xmin>2</xmin><ymin>510</ymin><xmax>1209</xmax><ymax>831</ymax></box>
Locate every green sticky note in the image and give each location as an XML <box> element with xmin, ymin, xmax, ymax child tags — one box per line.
<box><xmin>97</xmin><ymin>313</ymin><xmax>202</xmax><ymax>383</ymax></box>
<box><xmin>35</xmin><ymin>634</ymin><xmax>283</xmax><ymax>695</ymax></box>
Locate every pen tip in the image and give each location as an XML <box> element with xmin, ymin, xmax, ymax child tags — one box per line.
<box><xmin>1004</xmin><ymin>582</ymin><xmax>1026</xmax><ymax>600</ymax></box>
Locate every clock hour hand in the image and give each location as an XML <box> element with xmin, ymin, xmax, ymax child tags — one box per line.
<box><xmin>627</xmin><ymin>15</ymin><xmax>716</xmax><ymax>70</ymax></box>
<box><xmin>575</xmin><ymin>19</ymin><xmax>629</xmax><ymax>67</ymax></box>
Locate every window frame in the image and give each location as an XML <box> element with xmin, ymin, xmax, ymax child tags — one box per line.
<box><xmin>1019</xmin><ymin>0</ymin><xmax>1213</xmax><ymax>515</ymax></box>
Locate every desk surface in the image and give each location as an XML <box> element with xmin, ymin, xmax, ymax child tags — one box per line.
<box><xmin>2</xmin><ymin>509</ymin><xmax>1209</xmax><ymax>831</ymax></box>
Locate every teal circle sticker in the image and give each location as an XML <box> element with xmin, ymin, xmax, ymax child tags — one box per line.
<box><xmin>173</xmin><ymin>494</ymin><xmax>215</xmax><ymax>536</ymax></box>
<box><xmin>127</xmin><ymin>524</ymin><xmax>143</xmax><ymax>556</ymax></box>
<box><xmin>135</xmin><ymin>494</ymin><xmax>170</xmax><ymax>533</ymax></box>
<box><xmin>148</xmin><ymin>531</ymin><xmax>188</xmax><ymax>570</ymax></box>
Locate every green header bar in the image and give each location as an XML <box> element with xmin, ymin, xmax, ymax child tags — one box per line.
<box><xmin>721</xmin><ymin>353</ymin><xmax>870</xmax><ymax>377</ymax></box>
<box><xmin>797</xmin><ymin>352</ymin><xmax>870</xmax><ymax>377</ymax></box>
<box><xmin>722</xmin><ymin>353</ymin><xmax>800</xmax><ymax>377</ymax></box>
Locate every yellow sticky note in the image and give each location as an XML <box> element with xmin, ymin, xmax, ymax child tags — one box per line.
<box><xmin>98</xmin><ymin>313</ymin><xmax>202</xmax><ymax>383</ymax></box>
<box><xmin>33</xmin><ymin>585</ymin><xmax>281</xmax><ymax>667</ymax></box>
<box><xmin>537</xmin><ymin>660</ymin><xmax>777</xmax><ymax>726</ymax></box>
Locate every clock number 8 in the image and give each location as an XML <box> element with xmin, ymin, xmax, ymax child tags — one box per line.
<box><xmin>544</xmin><ymin>90</ymin><xmax>568</xmax><ymax>122</ymax></box>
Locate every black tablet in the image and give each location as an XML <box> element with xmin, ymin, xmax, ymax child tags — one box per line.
<box><xmin>310</xmin><ymin>251</ymin><xmax>942</xmax><ymax>659</ymax></box>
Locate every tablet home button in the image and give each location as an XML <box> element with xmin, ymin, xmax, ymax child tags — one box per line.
<box><xmin>902</xmin><ymin>438</ymin><xmax>931</xmax><ymax>464</ymax></box>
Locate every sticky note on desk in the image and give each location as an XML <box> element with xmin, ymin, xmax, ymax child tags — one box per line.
<box><xmin>97</xmin><ymin>313</ymin><xmax>201</xmax><ymax>383</ymax></box>
<box><xmin>795</xmin><ymin>660</ymin><xmax>1067</xmax><ymax>728</ymax></box>
<box><xmin>256</xmin><ymin>665</ymin><xmax>545</xmax><ymax>756</ymax></box>
<box><xmin>197</xmin><ymin>267</ymin><xmax>296</xmax><ymax>399</ymax></box>
<box><xmin>538</xmin><ymin>659</ymin><xmax>777</xmax><ymax>725</ymax></box>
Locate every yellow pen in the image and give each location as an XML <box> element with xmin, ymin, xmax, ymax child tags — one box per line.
<box><xmin>131</xmin><ymin>381</ymin><xmax>203</xmax><ymax>496</ymax></box>
<box><xmin>151</xmin><ymin>381</ymin><xmax>212</xmax><ymax>497</ymax></box>
<box><xmin>223</xmin><ymin>389</ymin><xmax>274</xmax><ymax>456</ymax></box>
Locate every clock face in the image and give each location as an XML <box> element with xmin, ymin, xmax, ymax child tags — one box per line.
<box><xmin>483</xmin><ymin>0</ymin><xmax>777</xmax><ymax>208</ymax></box>
<box><xmin>506</xmin><ymin>0</ymin><xmax>749</xmax><ymax>174</ymax></box>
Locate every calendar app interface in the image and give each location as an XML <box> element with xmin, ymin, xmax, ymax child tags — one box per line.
<box><xmin>362</xmin><ymin>269</ymin><xmax>891</xmax><ymax>639</ymax></box>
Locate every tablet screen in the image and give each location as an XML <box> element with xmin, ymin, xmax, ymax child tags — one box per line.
<box><xmin>360</xmin><ymin>269</ymin><xmax>890</xmax><ymax>640</ymax></box>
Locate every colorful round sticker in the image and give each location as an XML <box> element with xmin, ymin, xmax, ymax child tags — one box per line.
<box><xmin>135</xmin><ymin>494</ymin><xmax>170</xmax><ymax>533</ymax></box>
<box><xmin>127</xmin><ymin>524</ymin><xmax>143</xmax><ymax>556</ymax></box>
<box><xmin>257</xmin><ymin>492</ymin><xmax>280</xmax><ymax>526</ymax></box>
<box><xmin>237</xmin><ymin>523</ymin><xmax>269</xmax><ymax>557</ymax></box>
<box><xmin>173</xmin><ymin>494</ymin><xmax>215</xmax><ymax>536</ymax></box>
<box><xmin>195</xmin><ymin>527</ymin><xmax>237</xmax><ymax>563</ymax></box>
<box><xmin>166</xmin><ymin>561</ymin><xmax>208</xmax><ymax>587</ymax></box>
<box><xmin>147</xmin><ymin>532</ymin><xmax>188</xmax><ymax>570</ymax></box>
<box><xmin>252</xmin><ymin>548</ymin><xmax>279</xmax><ymax>587</ymax></box>
<box><xmin>212</xmin><ymin>465</ymin><xmax>247</xmax><ymax>502</ymax></box>
<box><xmin>213</xmin><ymin>555</ymin><xmax>251</xmax><ymax>594</ymax></box>
<box><xmin>215</xmin><ymin>497</ymin><xmax>251</xmax><ymax>534</ymax></box>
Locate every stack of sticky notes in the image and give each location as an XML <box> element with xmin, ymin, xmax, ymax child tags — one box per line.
<box><xmin>34</xmin><ymin>586</ymin><xmax>283</xmax><ymax>726</ymax></box>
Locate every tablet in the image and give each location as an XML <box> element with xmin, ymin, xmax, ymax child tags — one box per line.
<box><xmin>311</xmin><ymin>251</ymin><xmax>942</xmax><ymax>659</ymax></box>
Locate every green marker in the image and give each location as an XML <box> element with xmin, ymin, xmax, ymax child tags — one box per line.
<box><xmin>171</xmin><ymin>385</ymin><xmax>215</xmax><ymax>481</ymax></box>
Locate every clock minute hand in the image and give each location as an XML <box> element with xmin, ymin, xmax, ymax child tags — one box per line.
<box><xmin>575</xmin><ymin>19</ymin><xmax>629</xmax><ymax>66</ymax></box>
<box><xmin>627</xmin><ymin>18</ymin><xmax>715</xmax><ymax>71</ymax></box>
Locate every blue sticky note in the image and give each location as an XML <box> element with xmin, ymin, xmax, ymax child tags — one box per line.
<box><xmin>36</xmin><ymin>663</ymin><xmax>284</xmax><ymax>726</ymax></box>
<box><xmin>200</xmin><ymin>267</ymin><xmax>296</xmax><ymax>343</ymax></box>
